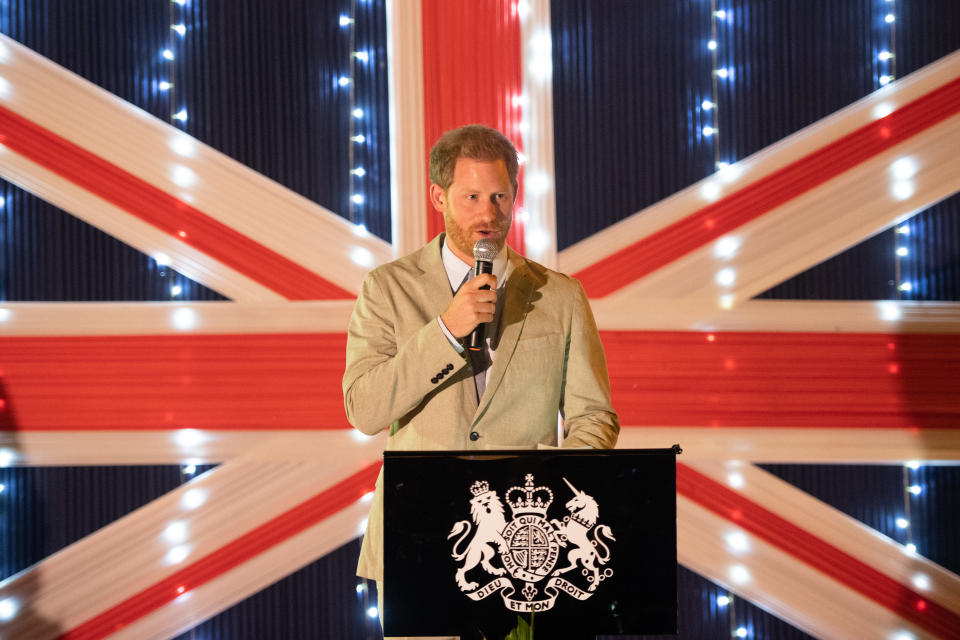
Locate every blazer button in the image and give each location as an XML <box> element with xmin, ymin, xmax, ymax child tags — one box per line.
<box><xmin>430</xmin><ymin>377</ymin><xmax>438</xmax><ymax>384</ymax></box>
<box><xmin>469</xmin><ymin>431</ymin><xmax>480</xmax><ymax>441</ymax></box>
<box><xmin>445</xmin><ymin>363</ymin><xmax>454</xmax><ymax>372</ymax></box>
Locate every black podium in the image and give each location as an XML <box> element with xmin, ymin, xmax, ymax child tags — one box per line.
<box><xmin>382</xmin><ymin>448</ymin><xmax>679</xmax><ymax>639</ymax></box>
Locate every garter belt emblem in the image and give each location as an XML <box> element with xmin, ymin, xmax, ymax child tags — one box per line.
<box><xmin>447</xmin><ymin>474</ymin><xmax>615</xmax><ymax>613</ymax></box>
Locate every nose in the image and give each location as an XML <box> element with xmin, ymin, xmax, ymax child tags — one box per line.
<box><xmin>485</xmin><ymin>195</ymin><xmax>502</xmax><ymax>218</ymax></box>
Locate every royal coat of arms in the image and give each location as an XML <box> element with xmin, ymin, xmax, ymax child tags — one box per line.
<box><xmin>447</xmin><ymin>473</ymin><xmax>615</xmax><ymax>613</ymax></box>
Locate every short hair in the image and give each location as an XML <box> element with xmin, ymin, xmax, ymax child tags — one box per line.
<box><xmin>429</xmin><ymin>124</ymin><xmax>519</xmax><ymax>196</ymax></box>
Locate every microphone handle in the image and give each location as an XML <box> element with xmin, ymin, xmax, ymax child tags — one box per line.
<box><xmin>467</xmin><ymin>259</ymin><xmax>493</xmax><ymax>351</ymax></box>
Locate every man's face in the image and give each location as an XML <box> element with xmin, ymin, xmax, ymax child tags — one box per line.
<box><xmin>430</xmin><ymin>157</ymin><xmax>515</xmax><ymax>264</ymax></box>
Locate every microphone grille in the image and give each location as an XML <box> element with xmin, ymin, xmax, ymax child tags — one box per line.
<box><xmin>473</xmin><ymin>238</ymin><xmax>499</xmax><ymax>262</ymax></box>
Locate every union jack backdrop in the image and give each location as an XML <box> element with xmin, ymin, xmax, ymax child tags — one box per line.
<box><xmin>0</xmin><ymin>1</ymin><xmax>959</xmax><ymax>639</ymax></box>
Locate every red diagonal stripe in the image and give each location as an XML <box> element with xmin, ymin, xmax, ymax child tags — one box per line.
<box><xmin>0</xmin><ymin>105</ymin><xmax>353</xmax><ymax>300</ymax></box>
<box><xmin>58</xmin><ymin>462</ymin><xmax>381</xmax><ymax>640</ymax></box>
<box><xmin>575</xmin><ymin>77</ymin><xmax>960</xmax><ymax>297</ymax></box>
<box><xmin>677</xmin><ymin>463</ymin><xmax>960</xmax><ymax>638</ymax></box>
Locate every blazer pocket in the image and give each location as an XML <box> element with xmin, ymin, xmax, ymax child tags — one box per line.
<box><xmin>512</xmin><ymin>332</ymin><xmax>564</xmax><ymax>353</ymax></box>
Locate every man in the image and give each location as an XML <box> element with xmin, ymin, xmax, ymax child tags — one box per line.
<box><xmin>342</xmin><ymin>124</ymin><xmax>619</xmax><ymax>636</ymax></box>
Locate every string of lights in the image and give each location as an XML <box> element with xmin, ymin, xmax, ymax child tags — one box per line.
<box><xmin>339</xmin><ymin>9</ymin><xmax>378</xmax><ymax>624</ymax></box>
<box><xmin>340</xmin><ymin>3</ymin><xmax>373</xmax><ymax>236</ymax></box>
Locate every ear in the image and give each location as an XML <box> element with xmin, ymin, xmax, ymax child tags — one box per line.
<box><xmin>429</xmin><ymin>183</ymin><xmax>446</xmax><ymax>213</ymax></box>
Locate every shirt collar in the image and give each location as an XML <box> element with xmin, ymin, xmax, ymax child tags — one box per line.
<box><xmin>441</xmin><ymin>235</ymin><xmax>509</xmax><ymax>292</ymax></box>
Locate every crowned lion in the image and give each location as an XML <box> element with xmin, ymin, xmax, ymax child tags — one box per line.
<box><xmin>448</xmin><ymin>481</ymin><xmax>508</xmax><ymax>591</ymax></box>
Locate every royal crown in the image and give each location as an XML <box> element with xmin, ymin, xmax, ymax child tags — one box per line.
<box><xmin>506</xmin><ymin>474</ymin><xmax>553</xmax><ymax>517</ymax></box>
<box><xmin>470</xmin><ymin>480</ymin><xmax>491</xmax><ymax>497</ymax></box>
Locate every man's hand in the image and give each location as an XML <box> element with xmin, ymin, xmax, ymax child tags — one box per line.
<box><xmin>440</xmin><ymin>273</ymin><xmax>498</xmax><ymax>338</ymax></box>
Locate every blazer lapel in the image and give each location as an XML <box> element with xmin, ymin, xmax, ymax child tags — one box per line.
<box><xmin>474</xmin><ymin>249</ymin><xmax>536</xmax><ymax>422</ymax></box>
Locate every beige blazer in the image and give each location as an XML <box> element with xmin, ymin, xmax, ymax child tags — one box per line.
<box><xmin>343</xmin><ymin>233</ymin><xmax>619</xmax><ymax>580</ymax></box>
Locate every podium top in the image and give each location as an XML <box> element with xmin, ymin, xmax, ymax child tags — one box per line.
<box><xmin>384</xmin><ymin>445</ymin><xmax>682</xmax><ymax>459</ymax></box>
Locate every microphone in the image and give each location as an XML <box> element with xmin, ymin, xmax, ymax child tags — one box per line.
<box><xmin>468</xmin><ymin>238</ymin><xmax>499</xmax><ymax>352</ymax></box>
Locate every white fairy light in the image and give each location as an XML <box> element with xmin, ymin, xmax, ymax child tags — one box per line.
<box><xmin>181</xmin><ymin>488</ymin><xmax>207</xmax><ymax>510</ymax></box>
<box><xmin>873</xmin><ymin>103</ymin><xmax>894</xmax><ymax>119</ymax></box>
<box><xmin>878</xmin><ymin>302</ymin><xmax>901</xmax><ymax>322</ymax></box>
<box><xmin>170</xmin><ymin>135</ymin><xmax>194</xmax><ymax>157</ymax></box>
<box><xmin>527</xmin><ymin>171</ymin><xmax>551</xmax><ymax>196</ymax></box>
<box><xmin>171</xmin><ymin>165</ymin><xmax>196</xmax><ymax>188</ymax></box>
<box><xmin>172</xmin><ymin>24</ymin><xmax>186</xmax><ymax>36</ymax></box>
<box><xmin>890</xmin><ymin>157</ymin><xmax>918</xmax><ymax>180</ymax></box>
<box><xmin>174</xmin><ymin>428</ymin><xmax>205</xmax><ymax>448</ymax></box>
<box><xmin>907</xmin><ymin>484</ymin><xmax>922</xmax><ymax>495</ymax></box>
<box><xmin>700</xmin><ymin>182</ymin><xmax>721</xmax><ymax>201</ymax></box>
<box><xmin>351</xmin><ymin>194</ymin><xmax>365</xmax><ymax>205</ymax></box>
<box><xmin>165</xmin><ymin>545</ymin><xmax>191</xmax><ymax>565</ymax></box>
<box><xmin>163</xmin><ymin>521</ymin><xmax>189</xmax><ymax>544</ymax></box>
<box><xmin>714</xmin><ymin>236</ymin><xmax>740</xmax><ymax>259</ymax></box>
<box><xmin>716</xmin><ymin>595</ymin><xmax>731</xmax><ymax>607</ymax></box>
<box><xmin>896</xmin><ymin>247</ymin><xmax>908</xmax><ymax>257</ymax></box>
<box><xmin>0</xmin><ymin>598</ymin><xmax>18</xmax><ymax>622</ymax></box>
<box><xmin>350</xmin><ymin>247</ymin><xmax>374</xmax><ymax>268</ymax></box>
<box><xmin>171</xmin><ymin>307</ymin><xmax>197</xmax><ymax>331</ymax></box>
<box><xmin>352</xmin><ymin>223</ymin><xmax>369</xmax><ymax>237</ymax></box>
<box><xmin>895</xmin><ymin>517</ymin><xmax>909</xmax><ymax>529</ymax></box>
<box><xmin>891</xmin><ymin>180</ymin><xmax>914</xmax><ymax>201</ymax></box>
<box><xmin>725</xmin><ymin>531</ymin><xmax>750</xmax><ymax>552</ymax></box>
<box><xmin>729</xmin><ymin>565</ymin><xmax>750</xmax><ymax>584</ymax></box>
<box><xmin>162</xmin><ymin>49</ymin><xmax>175</xmax><ymax>61</ymax></box>
<box><xmin>715</xmin><ymin>268</ymin><xmax>736</xmax><ymax>287</ymax></box>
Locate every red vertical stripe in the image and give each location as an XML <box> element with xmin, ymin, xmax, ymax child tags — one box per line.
<box><xmin>421</xmin><ymin>0</ymin><xmax>526</xmax><ymax>253</ymax></box>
